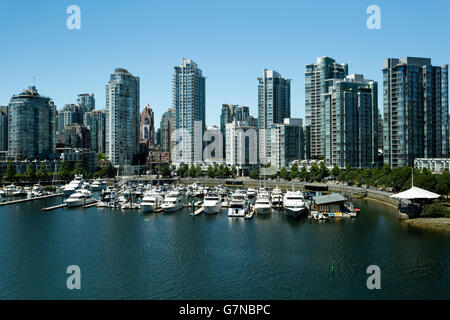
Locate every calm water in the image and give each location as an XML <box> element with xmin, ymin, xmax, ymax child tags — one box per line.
<box><xmin>0</xmin><ymin>195</ymin><xmax>449</xmax><ymax>300</ymax></box>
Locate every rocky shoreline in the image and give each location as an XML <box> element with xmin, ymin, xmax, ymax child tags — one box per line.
<box><xmin>403</xmin><ymin>218</ymin><xmax>450</xmax><ymax>233</ymax></box>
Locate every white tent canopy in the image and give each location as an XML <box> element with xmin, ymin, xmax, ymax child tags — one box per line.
<box><xmin>390</xmin><ymin>186</ymin><xmax>440</xmax><ymax>200</ymax></box>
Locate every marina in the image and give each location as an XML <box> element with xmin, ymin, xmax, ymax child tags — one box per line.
<box><xmin>0</xmin><ymin>190</ymin><xmax>448</xmax><ymax>300</ymax></box>
<box><xmin>0</xmin><ymin>178</ymin><xmax>365</xmax><ymax>220</ymax></box>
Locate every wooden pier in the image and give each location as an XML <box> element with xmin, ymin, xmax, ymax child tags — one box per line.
<box><xmin>0</xmin><ymin>193</ymin><xmax>63</xmax><ymax>207</ymax></box>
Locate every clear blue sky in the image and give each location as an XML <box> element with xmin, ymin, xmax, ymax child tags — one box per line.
<box><xmin>1</xmin><ymin>0</ymin><xmax>449</xmax><ymax>129</ymax></box>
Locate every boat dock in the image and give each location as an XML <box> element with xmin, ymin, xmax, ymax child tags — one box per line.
<box><xmin>192</xmin><ymin>206</ymin><xmax>204</xmax><ymax>216</ymax></box>
<box><xmin>0</xmin><ymin>193</ymin><xmax>63</xmax><ymax>207</ymax></box>
<box><xmin>83</xmin><ymin>202</ymin><xmax>98</xmax><ymax>208</ymax></box>
<box><xmin>42</xmin><ymin>203</ymin><xmax>67</xmax><ymax>211</ymax></box>
<box><xmin>245</xmin><ymin>207</ymin><xmax>255</xmax><ymax>219</ymax></box>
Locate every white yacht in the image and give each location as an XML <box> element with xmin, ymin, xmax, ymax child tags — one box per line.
<box><xmin>271</xmin><ymin>187</ymin><xmax>283</xmax><ymax>207</ymax></box>
<box><xmin>228</xmin><ymin>190</ymin><xmax>249</xmax><ymax>217</ymax></box>
<box><xmin>0</xmin><ymin>184</ymin><xmax>20</xmax><ymax>197</ymax></box>
<box><xmin>203</xmin><ymin>192</ymin><xmax>222</xmax><ymax>214</ymax></box>
<box><xmin>254</xmin><ymin>191</ymin><xmax>272</xmax><ymax>215</ymax></box>
<box><xmin>161</xmin><ymin>191</ymin><xmax>184</xmax><ymax>213</ymax></box>
<box><xmin>97</xmin><ymin>187</ymin><xmax>119</xmax><ymax>208</ymax></box>
<box><xmin>91</xmin><ymin>179</ymin><xmax>107</xmax><ymax>191</ymax></box>
<box><xmin>62</xmin><ymin>175</ymin><xmax>85</xmax><ymax>197</ymax></box>
<box><xmin>141</xmin><ymin>190</ymin><xmax>163</xmax><ymax>213</ymax></box>
<box><xmin>65</xmin><ymin>189</ymin><xmax>96</xmax><ymax>207</ymax></box>
<box><xmin>283</xmin><ymin>191</ymin><xmax>307</xmax><ymax>219</ymax></box>
<box><xmin>246</xmin><ymin>188</ymin><xmax>257</xmax><ymax>198</ymax></box>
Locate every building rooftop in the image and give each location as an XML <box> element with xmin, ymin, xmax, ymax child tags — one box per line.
<box><xmin>313</xmin><ymin>193</ymin><xmax>346</xmax><ymax>205</ymax></box>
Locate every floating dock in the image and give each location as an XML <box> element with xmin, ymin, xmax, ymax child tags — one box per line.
<box><xmin>192</xmin><ymin>206</ymin><xmax>204</xmax><ymax>216</ymax></box>
<box><xmin>0</xmin><ymin>193</ymin><xmax>63</xmax><ymax>207</ymax></box>
<box><xmin>42</xmin><ymin>203</ymin><xmax>67</xmax><ymax>211</ymax></box>
<box><xmin>83</xmin><ymin>202</ymin><xmax>98</xmax><ymax>208</ymax></box>
<box><xmin>245</xmin><ymin>207</ymin><xmax>255</xmax><ymax>219</ymax></box>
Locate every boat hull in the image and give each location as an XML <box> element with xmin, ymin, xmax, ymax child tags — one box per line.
<box><xmin>204</xmin><ymin>204</ymin><xmax>222</xmax><ymax>214</ymax></box>
<box><xmin>284</xmin><ymin>207</ymin><xmax>307</xmax><ymax>220</ymax></box>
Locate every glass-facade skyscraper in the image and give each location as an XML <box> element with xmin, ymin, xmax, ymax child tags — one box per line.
<box><xmin>106</xmin><ymin>68</ymin><xmax>140</xmax><ymax>167</ymax></box>
<box><xmin>257</xmin><ymin>69</ymin><xmax>291</xmax><ymax>162</ymax></box>
<box><xmin>0</xmin><ymin>106</ymin><xmax>8</xmax><ymax>152</ymax></box>
<box><xmin>305</xmin><ymin>57</ymin><xmax>348</xmax><ymax>159</ymax></box>
<box><xmin>8</xmin><ymin>86</ymin><xmax>56</xmax><ymax>160</ymax></box>
<box><xmin>77</xmin><ymin>93</ymin><xmax>95</xmax><ymax>114</ymax></box>
<box><xmin>89</xmin><ymin>109</ymin><xmax>106</xmax><ymax>154</ymax></box>
<box><xmin>172</xmin><ymin>58</ymin><xmax>205</xmax><ymax>165</ymax></box>
<box><xmin>383</xmin><ymin>57</ymin><xmax>448</xmax><ymax>168</ymax></box>
<box><xmin>323</xmin><ymin>74</ymin><xmax>378</xmax><ymax>168</ymax></box>
<box><xmin>160</xmin><ymin>108</ymin><xmax>175</xmax><ymax>154</ymax></box>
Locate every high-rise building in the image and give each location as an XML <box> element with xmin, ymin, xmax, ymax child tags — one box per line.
<box><xmin>378</xmin><ymin>114</ymin><xmax>383</xmax><ymax>152</ymax></box>
<box><xmin>305</xmin><ymin>56</ymin><xmax>348</xmax><ymax>158</ymax></box>
<box><xmin>160</xmin><ymin>108</ymin><xmax>175</xmax><ymax>154</ymax></box>
<box><xmin>77</xmin><ymin>93</ymin><xmax>95</xmax><ymax>114</ymax></box>
<box><xmin>8</xmin><ymin>86</ymin><xmax>56</xmax><ymax>160</ymax></box>
<box><xmin>140</xmin><ymin>104</ymin><xmax>155</xmax><ymax>147</ymax></box>
<box><xmin>0</xmin><ymin>106</ymin><xmax>8</xmax><ymax>151</ymax></box>
<box><xmin>225</xmin><ymin>119</ymin><xmax>258</xmax><ymax>176</ymax></box>
<box><xmin>89</xmin><ymin>110</ymin><xmax>106</xmax><ymax>154</ymax></box>
<box><xmin>172</xmin><ymin>58</ymin><xmax>205</xmax><ymax>165</ymax></box>
<box><xmin>383</xmin><ymin>57</ymin><xmax>448</xmax><ymax>168</ymax></box>
<box><xmin>63</xmin><ymin>123</ymin><xmax>90</xmax><ymax>149</ymax></box>
<box><xmin>106</xmin><ymin>68</ymin><xmax>140</xmax><ymax>167</ymax></box>
<box><xmin>61</xmin><ymin>103</ymin><xmax>82</xmax><ymax>125</ymax></box>
<box><xmin>323</xmin><ymin>74</ymin><xmax>378</xmax><ymax>168</ymax></box>
<box><xmin>257</xmin><ymin>69</ymin><xmax>291</xmax><ymax>162</ymax></box>
<box><xmin>270</xmin><ymin>118</ymin><xmax>303</xmax><ymax>169</ymax></box>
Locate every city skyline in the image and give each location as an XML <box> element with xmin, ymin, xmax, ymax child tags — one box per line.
<box><xmin>2</xmin><ymin>0</ymin><xmax>450</xmax><ymax>130</ymax></box>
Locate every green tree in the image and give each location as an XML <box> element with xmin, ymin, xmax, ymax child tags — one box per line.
<box><xmin>280</xmin><ymin>167</ymin><xmax>290</xmax><ymax>180</ymax></box>
<box><xmin>231</xmin><ymin>165</ymin><xmax>237</xmax><ymax>178</ymax></box>
<box><xmin>249</xmin><ymin>169</ymin><xmax>259</xmax><ymax>180</ymax></box>
<box><xmin>207</xmin><ymin>165</ymin><xmax>215</xmax><ymax>178</ymax></box>
<box><xmin>97</xmin><ymin>153</ymin><xmax>107</xmax><ymax>162</ymax></box>
<box><xmin>36</xmin><ymin>163</ymin><xmax>49</xmax><ymax>181</ymax></box>
<box><xmin>309</xmin><ymin>163</ymin><xmax>320</xmax><ymax>182</ymax></box>
<box><xmin>5</xmin><ymin>162</ymin><xmax>16</xmax><ymax>182</ymax></box>
<box><xmin>331</xmin><ymin>165</ymin><xmax>340</xmax><ymax>178</ymax></box>
<box><xmin>58</xmin><ymin>160</ymin><xmax>71</xmax><ymax>181</ymax></box>
<box><xmin>421</xmin><ymin>201</ymin><xmax>449</xmax><ymax>218</ymax></box>
<box><xmin>71</xmin><ymin>161</ymin><xmax>87</xmax><ymax>177</ymax></box>
<box><xmin>23</xmin><ymin>163</ymin><xmax>36</xmax><ymax>181</ymax></box>
<box><xmin>290</xmin><ymin>164</ymin><xmax>299</xmax><ymax>180</ymax></box>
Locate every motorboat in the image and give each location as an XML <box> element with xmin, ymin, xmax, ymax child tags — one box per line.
<box><xmin>271</xmin><ymin>187</ymin><xmax>283</xmax><ymax>207</ymax></box>
<box><xmin>203</xmin><ymin>192</ymin><xmax>222</xmax><ymax>214</ymax></box>
<box><xmin>97</xmin><ymin>187</ymin><xmax>119</xmax><ymax>208</ymax></box>
<box><xmin>254</xmin><ymin>191</ymin><xmax>271</xmax><ymax>215</ymax></box>
<box><xmin>0</xmin><ymin>184</ymin><xmax>21</xmax><ymax>197</ymax></box>
<box><xmin>141</xmin><ymin>190</ymin><xmax>163</xmax><ymax>213</ymax></box>
<box><xmin>228</xmin><ymin>190</ymin><xmax>249</xmax><ymax>217</ymax></box>
<box><xmin>90</xmin><ymin>179</ymin><xmax>107</xmax><ymax>191</ymax></box>
<box><xmin>246</xmin><ymin>188</ymin><xmax>257</xmax><ymax>198</ymax></box>
<box><xmin>62</xmin><ymin>175</ymin><xmax>85</xmax><ymax>197</ymax></box>
<box><xmin>283</xmin><ymin>190</ymin><xmax>307</xmax><ymax>219</ymax></box>
<box><xmin>161</xmin><ymin>191</ymin><xmax>184</xmax><ymax>212</ymax></box>
<box><xmin>65</xmin><ymin>189</ymin><xmax>96</xmax><ymax>207</ymax></box>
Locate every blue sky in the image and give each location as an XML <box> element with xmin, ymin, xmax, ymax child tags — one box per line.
<box><xmin>0</xmin><ymin>0</ymin><xmax>449</xmax><ymax>129</ymax></box>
